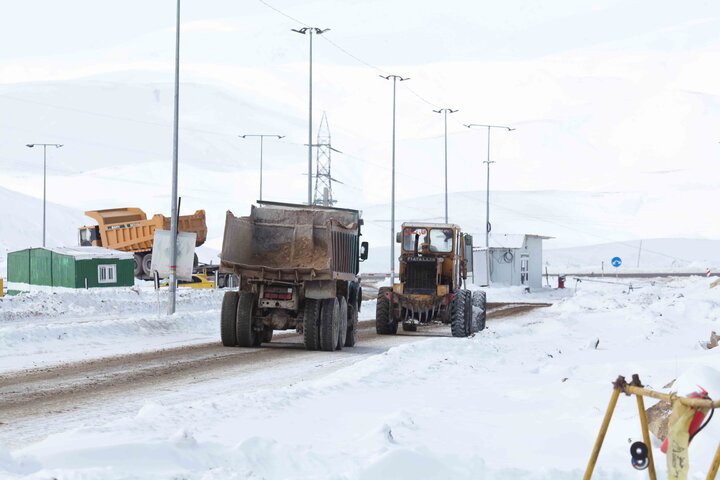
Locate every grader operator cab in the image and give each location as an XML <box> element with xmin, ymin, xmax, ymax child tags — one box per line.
<box><xmin>376</xmin><ymin>222</ymin><xmax>486</xmax><ymax>337</ymax></box>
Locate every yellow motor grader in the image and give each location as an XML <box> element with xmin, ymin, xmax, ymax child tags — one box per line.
<box><xmin>376</xmin><ymin>222</ymin><xmax>486</xmax><ymax>336</ymax></box>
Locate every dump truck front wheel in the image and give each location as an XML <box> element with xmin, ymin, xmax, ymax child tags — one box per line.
<box><xmin>319</xmin><ymin>297</ymin><xmax>340</xmax><ymax>351</ymax></box>
<box><xmin>133</xmin><ymin>253</ymin><xmax>144</xmax><ymax>278</ymax></box>
<box><xmin>345</xmin><ymin>302</ymin><xmax>358</xmax><ymax>347</ymax></box>
<box><xmin>376</xmin><ymin>287</ymin><xmax>397</xmax><ymax>335</ymax></box>
<box><xmin>236</xmin><ymin>291</ymin><xmax>260</xmax><ymax>347</ymax></box>
<box><xmin>220</xmin><ymin>291</ymin><xmax>239</xmax><ymax>346</ymax></box>
<box><xmin>336</xmin><ymin>296</ymin><xmax>348</xmax><ymax>350</ymax></box>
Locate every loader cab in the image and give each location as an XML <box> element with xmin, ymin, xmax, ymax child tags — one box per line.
<box><xmin>78</xmin><ymin>226</ymin><xmax>100</xmax><ymax>247</ymax></box>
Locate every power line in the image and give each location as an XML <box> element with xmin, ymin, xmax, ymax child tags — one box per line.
<box><xmin>257</xmin><ymin>0</ymin><xmax>308</xmax><ymax>26</ymax></box>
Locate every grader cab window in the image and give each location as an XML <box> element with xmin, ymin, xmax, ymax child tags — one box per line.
<box><xmin>402</xmin><ymin>228</ymin><xmax>427</xmax><ymax>251</ymax></box>
<box><xmin>428</xmin><ymin>228</ymin><xmax>453</xmax><ymax>253</ymax></box>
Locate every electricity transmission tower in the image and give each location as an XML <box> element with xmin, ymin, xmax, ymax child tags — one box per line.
<box><xmin>312</xmin><ymin>112</ymin><xmax>342</xmax><ymax>206</ymax></box>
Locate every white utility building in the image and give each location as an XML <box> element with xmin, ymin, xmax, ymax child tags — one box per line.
<box><xmin>472</xmin><ymin>234</ymin><xmax>552</xmax><ymax>289</ymax></box>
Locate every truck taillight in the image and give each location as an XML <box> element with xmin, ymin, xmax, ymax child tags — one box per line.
<box><xmin>263</xmin><ymin>288</ymin><xmax>293</xmax><ymax>301</ymax></box>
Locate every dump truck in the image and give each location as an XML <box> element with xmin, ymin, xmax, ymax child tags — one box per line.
<box><xmin>79</xmin><ymin>208</ymin><xmax>207</xmax><ymax>278</ymax></box>
<box><xmin>377</xmin><ymin>222</ymin><xmax>486</xmax><ymax>337</ymax></box>
<box><xmin>219</xmin><ymin>201</ymin><xmax>368</xmax><ymax>350</ymax></box>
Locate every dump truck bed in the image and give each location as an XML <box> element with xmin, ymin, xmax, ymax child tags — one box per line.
<box><xmin>220</xmin><ymin>202</ymin><xmax>361</xmax><ymax>282</ymax></box>
<box><xmin>84</xmin><ymin>208</ymin><xmax>207</xmax><ymax>252</ymax></box>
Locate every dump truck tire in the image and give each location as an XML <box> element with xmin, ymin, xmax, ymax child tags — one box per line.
<box><xmin>337</xmin><ymin>296</ymin><xmax>348</xmax><ymax>350</ymax></box>
<box><xmin>402</xmin><ymin>323</ymin><xmax>417</xmax><ymax>332</ymax></box>
<box><xmin>142</xmin><ymin>253</ymin><xmax>153</xmax><ymax>277</ymax></box>
<box><xmin>236</xmin><ymin>291</ymin><xmax>259</xmax><ymax>347</ymax></box>
<box><xmin>472</xmin><ymin>290</ymin><xmax>487</xmax><ymax>331</ymax></box>
<box><xmin>319</xmin><ymin>297</ymin><xmax>340</xmax><ymax>352</ymax></box>
<box><xmin>262</xmin><ymin>326</ymin><xmax>273</xmax><ymax>343</ymax></box>
<box><xmin>133</xmin><ymin>253</ymin><xmax>144</xmax><ymax>277</ymax></box>
<box><xmin>220</xmin><ymin>291</ymin><xmax>239</xmax><ymax>346</ymax></box>
<box><xmin>303</xmin><ymin>299</ymin><xmax>321</xmax><ymax>350</ymax></box>
<box><xmin>376</xmin><ymin>287</ymin><xmax>397</xmax><ymax>335</ymax></box>
<box><xmin>345</xmin><ymin>303</ymin><xmax>358</xmax><ymax>347</ymax></box>
<box><xmin>451</xmin><ymin>289</ymin><xmax>470</xmax><ymax>337</ymax></box>
<box><xmin>193</xmin><ymin>253</ymin><xmax>199</xmax><ymax>268</ymax></box>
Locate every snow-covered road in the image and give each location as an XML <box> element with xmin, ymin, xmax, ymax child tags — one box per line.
<box><xmin>1</xmin><ymin>279</ymin><xmax>719</xmax><ymax>479</ymax></box>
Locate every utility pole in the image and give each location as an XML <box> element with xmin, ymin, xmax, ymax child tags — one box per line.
<box><xmin>381</xmin><ymin>74</ymin><xmax>409</xmax><ymax>285</ymax></box>
<box><xmin>25</xmin><ymin>143</ymin><xmax>63</xmax><ymax>247</ymax></box>
<box><xmin>464</xmin><ymin>124</ymin><xmax>515</xmax><ymax>248</ymax></box>
<box><xmin>168</xmin><ymin>0</ymin><xmax>181</xmax><ymax>315</ymax></box>
<box><xmin>433</xmin><ymin>108</ymin><xmax>457</xmax><ymax>223</ymax></box>
<box><xmin>239</xmin><ymin>134</ymin><xmax>284</xmax><ymax>201</ymax></box>
<box><xmin>292</xmin><ymin>26</ymin><xmax>329</xmax><ymax>205</ymax></box>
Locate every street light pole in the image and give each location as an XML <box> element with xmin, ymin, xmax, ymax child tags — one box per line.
<box><xmin>240</xmin><ymin>134</ymin><xmax>284</xmax><ymax>201</ymax></box>
<box><xmin>381</xmin><ymin>74</ymin><xmax>409</xmax><ymax>285</ymax></box>
<box><xmin>433</xmin><ymin>108</ymin><xmax>458</xmax><ymax>223</ymax></box>
<box><xmin>168</xmin><ymin>0</ymin><xmax>181</xmax><ymax>315</ymax></box>
<box><xmin>464</xmin><ymin>124</ymin><xmax>515</xmax><ymax>248</ymax></box>
<box><xmin>25</xmin><ymin>143</ymin><xmax>63</xmax><ymax>247</ymax></box>
<box><xmin>292</xmin><ymin>26</ymin><xmax>329</xmax><ymax>205</ymax></box>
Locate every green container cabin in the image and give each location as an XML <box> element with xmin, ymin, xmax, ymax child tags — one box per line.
<box><xmin>7</xmin><ymin>247</ymin><xmax>134</xmax><ymax>290</ymax></box>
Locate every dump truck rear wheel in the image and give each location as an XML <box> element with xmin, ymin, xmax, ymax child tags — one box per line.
<box><xmin>220</xmin><ymin>291</ymin><xmax>239</xmax><ymax>346</ymax></box>
<box><xmin>319</xmin><ymin>297</ymin><xmax>340</xmax><ymax>352</ymax></box>
<box><xmin>262</xmin><ymin>326</ymin><xmax>273</xmax><ymax>343</ymax></box>
<box><xmin>451</xmin><ymin>289</ymin><xmax>470</xmax><ymax>337</ymax></box>
<box><xmin>236</xmin><ymin>291</ymin><xmax>259</xmax><ymax>347</ymax></box>
<box><xmin>345</xmin><ymin>303</ymin><xmax>358</xmax><ymax>347</ymax></box>
<box><xmin>337</xmin><ymin>297</ymin><xmax>348</xmax><ymax>350</ymax></box>
<box><xmin>142</xmin><ymin>253</ymin><xmax>153</xmax><ymax>277</ymax></box>
<box><xmin>133</xmin><ymin>253</ymin><xmax>144</xmax><ymax>277</ymax></box>
<box><xmin>472</xmin><ymin>290</ymin><xmax>487</xmax><ymax>331</ymax></box>
<box><xmin>376</xmin><ymin>287</ymin><xmax>397</xmax><ymax>335</ymax></box>
<box><xmin>303</xmin><ymin>299</ymin><xmax>321</xmax><ymax>350</ymax></box>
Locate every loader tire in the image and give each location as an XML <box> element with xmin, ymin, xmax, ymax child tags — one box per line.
<box><xmin>472</xmin><ymin>290</ymin><xmax>487</xmax><ymax>331</ymax></box>
<box><xmin>133</xmin><ymin>253</ymin><xmax>144</xmax><ymax>278</ymax></box>
<box><xmin>262</xmin><ymin>326</ymin><xmax>273</xmax><ymax>343</ymax></box>
<box><xmin>303</xmin><ymin>299</ymin><xmax>321</xmax><ymax>350</ymax></box>
<box><xmin>142</xmin><ymin>253</ymin><xmax>153</xmax><ymax>277</ymax></box>
<box><xmin>345</xmin><ymin>303</ymin><xmax>358</xmax><ymax>347</ymax></box>
<box><xmin>220</xmin><ymin>291</ymin><xmax>239</xmax><ymax>346</ymax></box>
<box><xmin>319</xmin><ymin>297</ymin><xmax>340</xmax><ymax>352</ymax></box>
<box><xmin>451</xmin><ymin>289</ymin><xmax>470</xmax><ymax>337</ymax></box>
<box><xmin>337</xmin><ymin>296</ymin><xmax>348</xmax><ymax>350</ymax></box>
<box><xmin>376</xmin><ymin>287</ymin><xmax>397</xmax><ymax>335</ymax></box>
<box><xmin>236</xmin><ymin>291</ymin><xmax>260</xmax><ymax>347</ymax></box>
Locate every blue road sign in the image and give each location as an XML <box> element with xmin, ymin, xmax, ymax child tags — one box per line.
<box><xmin>611</xmin><ymin>257</ymin><xmax>622</xmax><ymax>268</ymax></box>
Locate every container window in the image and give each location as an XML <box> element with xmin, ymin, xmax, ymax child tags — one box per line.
<box><xmin>98</xmin><ymin>264</ymin><xmax>117</xmax><ymax>284</ymax></box>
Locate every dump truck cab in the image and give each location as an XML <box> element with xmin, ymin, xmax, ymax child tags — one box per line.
<box><xmin>376</xmin><ymin>222</ymin><xmax>486</xmax><ymax>337</ymax></box>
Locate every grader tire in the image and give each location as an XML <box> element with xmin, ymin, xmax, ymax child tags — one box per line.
<box><xmin>375</xmin><ymin>287</ymin><xmax>397</xmax><ymax>335</ymax></box>
<box><xmin>472</xmin><ymin>290</ymin><xmax>487</xmax><ymax>332</ymax></box>
<box><xmin>236</xmin><ymin>291</ymin><xmax>260</xmax><ymax>347</ymax></box>
<box><xmin>402</xmin><ymin>323</ymin><xmax>417</xmax><ymax>332</ymax></box>
<box><xmin>319</xmin><ymin>297</ymin><xmax>340</xmax><ymax>352</ymax></box>
<box><xmin>450</xmin><ymin>289</ymin><xmax>470</xmax><ymax>337</ymax></box>
<box><xmin>337</xmin><ymin>297</ymin><xmax>348</xmax><ymax>350</ymax></box>
<box><xmin>220</xmin><ymin>291</ymin><xmax>239</xmax><ymax>346</ymax></box>
<box><xmin>303</xmin><ymin>299</ymin><xmax>321</xmax><ymax>351</ymax></box>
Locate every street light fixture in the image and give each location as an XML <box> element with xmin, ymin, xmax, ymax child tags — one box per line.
<box><xmin>433</xmin><ymin>108</ymin><xmax>458</xmax><ymax>223</ymax></box>
<box><xmin>381</xmin><ymin>74</ymin><xmax>409</xmax><ymax>285</ymax></box>
<box><xmin>25</xmin><ymin>143</ymin><xmax>63</xmax><ymax>247</ymax></box>
<box><xmin>240</xmin><ymin>134</ymin><xmax>285</xmax><ymax>201</ymax></box>
<box><xmin>292</xmin><ymin>26</ymin><xmax>330</xmax><ymax>205</ymax></box>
